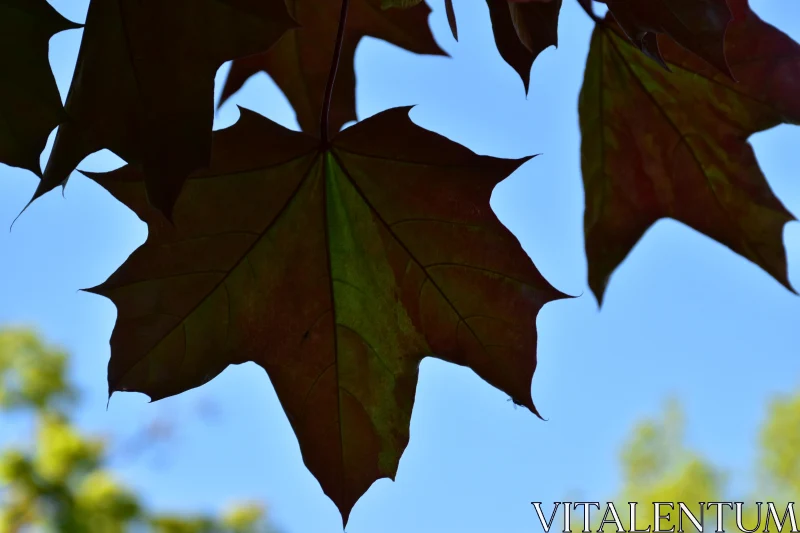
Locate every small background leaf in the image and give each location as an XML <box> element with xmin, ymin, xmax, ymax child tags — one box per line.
<box><xmin>486</xmin><ymin>0</ymin><xmax>562</xmax><ymax>92</ymax></box>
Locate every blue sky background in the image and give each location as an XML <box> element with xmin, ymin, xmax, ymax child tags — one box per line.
<box><xmin>2</xmin><ymin>1</ymin><xmax>800</xmax><ymax>532</ymax></box>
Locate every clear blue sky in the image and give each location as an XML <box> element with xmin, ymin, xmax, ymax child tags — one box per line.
<box><xmin>2</xmin><ymin>1</ymin><xmax>800</xmax><ymax>532</ymax></box>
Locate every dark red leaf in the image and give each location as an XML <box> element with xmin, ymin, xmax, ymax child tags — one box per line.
<box><xmin>85</xmin><ymin>106</ymin><xmax>566</xmax><ymax>525</ymax></box>
<box><xmin>218</xmin><ymin>0</ymin><xmax>445</xmax><ymax>136</ymax></box>
<box><xmin>486</xmin><ymin>0</ymin><xmax>563</xmax><ymax>92</ymax></box>
<box><xmin>32</xmin><ymin>0</ymin><xmax>296</xmax><ymax>218</ymax></box>
<box><xmin>580</xmin><ymin>0</ymin><xmax>799</xmax><ymax>303</ymax></box>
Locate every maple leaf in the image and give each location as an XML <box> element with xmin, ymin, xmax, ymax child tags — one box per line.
<box><xmin>601</xmin><ymin>0</ymin><xmax>733</xmax><ymax>75</ymax></box>
<box><xmin>31</xmin><ymin>0</ymin><xmax>296</xmax><ymax>218</ymax></box>
<box><xmin>218</xmin><ymin>0</ymin><xmax>444</xmax><ymax>136</ymax></box>
<box><xmin>486</xmin><ymin>0</ymin><xmax>563</xmax><ymax>92</ymax></box>
<box><xmin>580</xmin><ymin>0</ymin><xmax>800</xmax><ymax>304</ymax></box>
<box><xmin>84</xmin><ymin>106</ymin><xmax>565</xmax><ymax>525</ymax></box>
<box><xmin>0</xmin><ymin>0</ymin><xmax>79</xmax><ymax>175</ymax></box>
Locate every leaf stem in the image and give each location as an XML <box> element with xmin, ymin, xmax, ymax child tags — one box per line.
<box><xmin>577</xmin><ymin>0</ymin><xmax>603</xmax><ymax>25</ymax></box>
<box><xmin>320</xmin><ymin>0</ymin><xmax>351</xmax><ymax>146</ymax></box>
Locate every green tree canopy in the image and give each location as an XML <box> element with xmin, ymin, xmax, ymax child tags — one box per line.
<box><xmin>592</xmin><ymin>392</ymin><xmax>800</xmax><ymax>533</ymax></box>
<box><xmin>0</xmin><ymin>327</ymin><xmax>277</xmax><ymax>533</ymax></box>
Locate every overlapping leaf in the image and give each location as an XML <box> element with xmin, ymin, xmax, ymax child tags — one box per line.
<box><xmin>32</xmin><ymin>0</ymin><xmax>296</xmax><ymax>217</ymax></box>
<box><xmin>0</xmin><ymin>0</ymin><xmax>78</xmax><ymax>175</ymax></box>
<box><xmin>464</xmin><ymin>0</ymin><xmax>732</xmax><ymax>92</ymax></box>
<box><xmin>602</xmin><ymin>0</ymin><xmax>733</xmax><ymax>75</ymax></box>
<box><xmin>85</xmin><ymin>106</ymin><xmax>565</xmax><ymax>524</ymax></box>
<box><xmin>580</xmin><ymin>0</ymin><xmax>800</xmax><ymax>303</ymax></box>
<box><xmin>218</xmin><ymin>0</ymin><xmax>444</xmax><ymax>136</ymax></box>
<box><xmin>486</xmin><ymin>0</ymin><xmax>563</xmax><ymax>92</ymax></box>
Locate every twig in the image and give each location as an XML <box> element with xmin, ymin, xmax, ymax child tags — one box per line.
<box><xmin>320</xmin><ymin>0</ymin><xmax>351</xmax><ymax>146</ymax></box>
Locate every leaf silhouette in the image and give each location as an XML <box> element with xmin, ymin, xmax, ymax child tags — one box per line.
<box><xmin>486</xmin><ymin>0</ymin><xmax>563</xmax><ymax>92</ymax></box>
<box><xmin>580</xmin><ymin>0</ymin><xmax>800</xmax><ymax>303</ymax></box>
<box><xmin>218</xmin><ymin>0</ymin><xmax>444</xmax><ymax>136</ymax></box>
<box><xmin>445</xmin><ymin>0</ymin><xmax>458</xmax><ymax>41</ymax></box>
<box><xmin>32</xmin><ymin>0</ymin><xmax>296</xmax><ymax>218</ymax></box>
<box><xmin>84</xmin><ymin>106</ymin><xmax>565</xmax><ymax>525</ymax></box>
<box><xmin>0</xmin><ymin>0</ymin><xmax>79</xmax><ymax>175</ymax></box>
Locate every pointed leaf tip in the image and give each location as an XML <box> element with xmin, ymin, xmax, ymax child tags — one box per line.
<box><xmin>486</xmin><ymin>0</ymin><xmax>563</xmax><ymax>91</ymax></box>
<box><xmin>445</xmin><ymin>0</ymin><xmax>458</xmax><ymax>41</ymax></box>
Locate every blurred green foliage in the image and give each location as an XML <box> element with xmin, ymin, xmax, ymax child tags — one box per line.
<box><xmin>608</xmin><ymin>399</ymin><xmax>723</xmax><ymax>532</ymax></box>
<box><xmin>3</xmin><ymin>327</ymin><xmax>799</xmax><ymax>533</ymax></box>
<box><xmin>0</xmin><ymin>328</ymin><xmax>277</xmax><ymax>533</ymax></box>
<box><xmin>588</xmin><ymin>391</ymin><xmax>800</xmax><ymax>533</ymax></box>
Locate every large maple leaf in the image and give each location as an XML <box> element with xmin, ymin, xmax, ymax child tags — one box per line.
<box><xmin>0</xmin><ymin>0</ymin><xmax>78</xmax><ymax>175</ymax></box>
<box><xmin>580</xmin><ymin>0</ymin><xmax>800</xmax><ymax>303</ymax></box>
<box><xmin>218</xmin><ymin>0</ymin><xmax>444</xmax><ymax>136</ymax></box>
<box><xmin>31</xmin><ymin>0</ymin><xmax>296</xmax><ymax>218</ymax></box>
<box><xmin>84</xmin><ymin>106</ymin><xmax>565</xmax><ymax>524</ymax></box>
